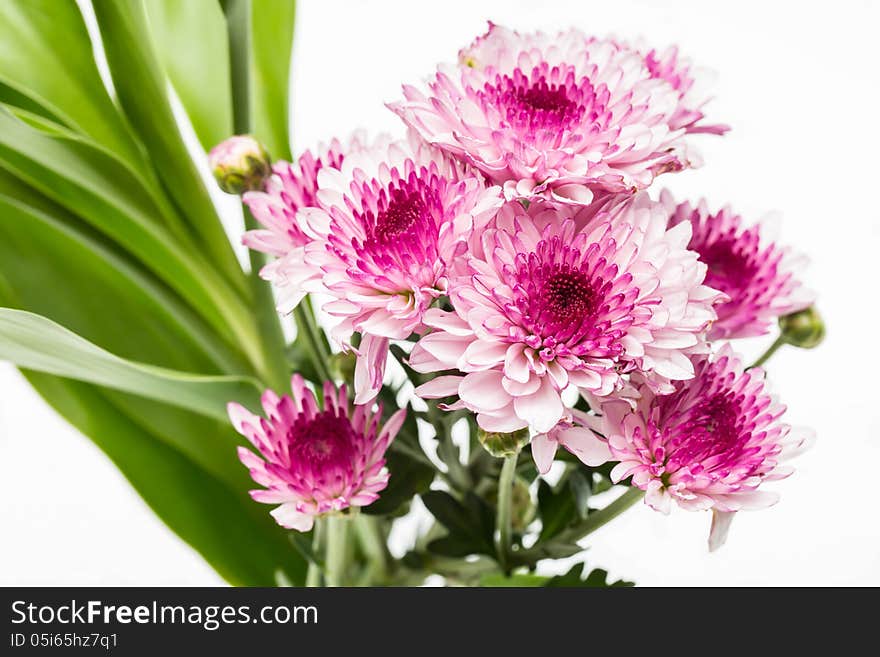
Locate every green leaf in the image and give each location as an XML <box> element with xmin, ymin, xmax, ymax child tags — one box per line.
<box><xmin>569</xmin><ymin>469</ymin><xmax>592</xmax><ymax>520</ymax></box>
<box><xmin>545</xmin><ymin>563</ymin><xmax>635</xmax><ymax>588</ymax></box>
<box><xmin>0</xmin><ymin>79</ymin><xmax>65</xmax><ymax>125</ymax></box>
<box><xmin>144</xmin><ymin>0</ymin><xmax>233</xmax><ymax>151</ymax></box>
<box><xmin>363</xmin><ymin>449</ymin><xmax>435</xmax><ymax>517</ymax></box>
<box><xmin>426</xmin><ymin>535</ymin><xmax>481</xmax><ymax>559</ymax></box>
<box><xmin>422</xmin><ymin>491</ymin><xmax>495</xmax><ymax>557</ymax></box>
<box><xmin>0</xmin><ymin>308</ymin><xmax>262</xmax><ymax>421</ymax></box>
<box><xmin>479</xmin><ymin>573</ymin><xmax>549</xmax><ymax>587</ymax></box>
<box><xmin>537</xmin><ymin>479</ymin><xmax>577</xmax><ymax>541</ymax></box>
<box><xmin>250</xmin><ymin>0</ymin><xmax>296</xmax><ymax>160</ymax></box>
<box><xmin>90</xmin><ymin>0</ymin><xmax>246</xmax><ymax>290</ymax></box>
<box><xmin>23</xmin><ymin>371</ymin><xmax>306</xmax><ymax>586</ymax></box>
<box><xmin>0</xmin><ymin>188</ymin><xmax>253</xmax><ymax>486</ymax></box>
<box><xmin>0</xmin><ymin>0</ymin><xmax>145</xmax><ymax>169</ymax></box>
<box><xmin>0</xmin><ymin>111</ymin><xmax>255</xmax><ymax>349</ymax></box>
<box><xmin>0</xmin><ymin>190</ymin><xmax>250</xmax><ymax>371</ymax></box>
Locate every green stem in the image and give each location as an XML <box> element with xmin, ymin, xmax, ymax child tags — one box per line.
<box><xmin>294</xmin><ymin>301</ymin><xmax>331</xmax><ymax>383</ymax></box>
<box><xmin>244</xmin><ymin>209</ymin><xmax>292</xmax><ymax>391</ymax></box>
<box><xmin>223</xmin><ymin>0</ymin><xmax>251</xmax><ymax>134</ymax></box>
<box><xmin>562</xmin><ymin>486</ymin><xmax>644</xmax><ymax>541</ymax></box>
<box><xmin>518</xmin><ymin>487</ymin><xmax>644</xmax><ymax>565</ymax></box>
<box><xmin>324</xmin><ymin>515</ymin><xmax>350</xmax><ymax>587</ymax></box>
<box><xmin>222</xmin><ymin>0</ymin><xmax>291</xmax><ymax>391</ymax></box>
<box><xmin>305</xmin><ymin>520</ymin><xmax>324</xmax><ymax>587</ymax></box>
<box><xmin>495</xmin><ymin>452</ymin><xmax>519</xmax><ymax>574</ymax></box>
<box><xmin>750</xmin><ymin>335</ymin><xmax>786</xmax><ymax>369</ymax></box>
<box><xmin>354</xmin><ymin>515</ymin><xmax>389</xmax><ymax>583</ymax></box>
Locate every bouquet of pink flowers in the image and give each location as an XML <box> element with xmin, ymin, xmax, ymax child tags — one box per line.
<box><xmin>0</xmin><ymin>3</ymin><xmax>822</xmax><ymax>587</ymax></box>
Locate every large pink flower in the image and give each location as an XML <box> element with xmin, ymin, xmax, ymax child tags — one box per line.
<box><xmin>228</xmin><ymin>375</ymin><xmax>405</xmax><ymax>532</ymax></box>
<box><xmin>290</xmin><ymin>135</ymin><xmax>503</xmax><ymax>403</ymax></box>
<box><xmin>241</xmin><ymin>133</ymin><xmax>375</xmax><ymax>313</ymax></box>
<box><xmin>411</xmin><ymin>193</ymin><xmax>723</xmax><ymax>433</ymax></box>
<box><xmin>662</xmin><ymin>190</ymin><xmax>813</xmax><ymax>339</ymax></box>
<box><xmin>597</xmin><ymin>344</ymin><xmax>813</xmax><ymax>549</ymax></box>
<box><xmin>390</xmin><ymin>23</ymin><xmax>721</xmax><ymax>204</ymax></box>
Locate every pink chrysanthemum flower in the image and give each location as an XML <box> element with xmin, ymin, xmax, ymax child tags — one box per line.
<box><xmin>390</xmin><ymin>23</ymin><xmax>719</xmax><ymax>204</ymax></box>
<box><xmin>241</xmin><ymin>133</ymin><xmax>374</xmax><ymax>313</ymax></box>
<box><xmin>640</xmin><ymin>44</ymin><xmax>729</xmax><ymax>135</ymax></box>
<box><xmin>411</xmin><ymin>193</ymin><xmax>723</xmax><ymax>433</ymax></box>
<box><xmin>228</xmin><ymin>375</ymin><xmax>405</xmax><ymax>532</ymax></box>
<box><xmin>661</xmin><ymin>190</ymin><xmax>813</xmax><ymax>339</ymax></box>
<box><xmin>598</xmin><ymin>344</ymin><xmax>814</xmax><ymax>549</ymax></box>
<box><xmin>289</xmin><ymin>135</ymin><xmax>503</xmax><ymax>403</ymax></box>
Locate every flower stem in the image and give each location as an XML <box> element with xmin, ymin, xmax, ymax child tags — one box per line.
<box><xmin>222</xmin><ymin>0</ymin><xmax>290</xmax><ymax>391</ymax></box>
<box><xmin>514</xmin><ymin>486</ymin><xmax>644</xmax><ymax>565</ymax></box>
<box><xmin>293</xmin><ymin>300</ymin><xmax>332</xmax><ymax>383</ymax></box>
<box><xmin>305</xmin><ymin>520</ymin><xmax>324</xmax><ymax>587</ymax></box>
<box><xmin>495</xmin><ymin>452</ymin><xmax>519</xmax><ymax>574</ymax></box>
<box><xmin>750</xmin><ymin>335</ymin><xmax>786</xmax><ymax>369</ymax></box>
<box><xmin>324</xmin><ymin>515</ymin><xmax>350</xmax><ymax>587</ymax></box>
<box><xmin>354</xmin><ymin>515</ymin><xmax>389</xmax><ymax>583</ymax></box>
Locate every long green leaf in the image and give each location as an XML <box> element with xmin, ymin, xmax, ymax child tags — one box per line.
<box><xmin>251</xmin><ymin>0</ymin><xmax>296</xmax><ymax>160</ymax></box>
<box><xmin>0</xmin><ymin>189</ymin><xmax>263</xmax><ymax>485</ymax></box>
<box><xmin>0</xmin><ymin>308</ymin><xmax>262</xmax><ymax>421</ymax></box>
<box><xmin>90</xmin><ymin>0</ymin><xmax>247</xmax><ymax>291</ymax></box>
<box><xmin>144</xmin><ymin>0</ymin><xmax>234</xmax><ymax>151</ymax></box>
<box><xmin>0</xmin><ymin>116</ymin><xmax>267</xmax><ymax>372</ymax></box>
<box><xmin>24</xmin><ymin>372</ymin><xmax>306</xmax><ymax>586</ymax></box>
<box><xmin>0</xmin><ymin>0</ymin><xmax>145</xmax><ymax>170</ymax></box>
<box><xmin>0</xmin><ymin>191</ymin><xmax>226</xmax><ymax>373</ymax></box>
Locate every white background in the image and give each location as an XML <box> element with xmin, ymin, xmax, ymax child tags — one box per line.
<box><xmin>2</xmin><ymin>0</ymin><xmax>879</xmax><ymax>586</ymax></box>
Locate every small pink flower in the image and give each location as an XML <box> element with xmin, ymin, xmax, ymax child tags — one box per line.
<box><xmin>390</xmin><ymin>23</ymin><xmax>722</xmax><ymax>204</ymax></box>
<box><xmin>597</xmin><ymin>344</ymin><xmax>814</xmax><ymax>549</ymax></box>
<box><xmin>242</xmin><ymin>133</ymin><xmax>374</xmax><ymax>313</ymax></box>
<box><xmin>411</xmin><ymin>193</ymin><xmax>723</xmax><ymax>433</ymax></box>
<box><xmin>662</xmin><ymin>190</ymin><xmax>814</xmax><ymax>339</ymax></box>
<box><xmin>228</xmin><ymin>375</ymin><xmax>405</xmax><ymax>532</ymax></box>
<box><xmin>293</xmin><ymin>134</ymin><xmax>503</xmax><ymax>403</ymax></box>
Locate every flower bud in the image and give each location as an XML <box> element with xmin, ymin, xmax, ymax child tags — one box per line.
<box><xmin>208</xmin><ymin>135</ymin><xmax>271</xmax><ymax>195</ymax></box>
<box><xmin>477</xmin><ymin>427</ymin><xmax>530</xmax><ymax>458</ymax></box>
<box><xmin>328</xmin><ymin>351</ymin><xmax>357</xmax><ymax>384</ymax></box>
<box><xmin>779</xmin><ymin>306</ymin><xmax>825</xmax><ymax>349</ymax></box>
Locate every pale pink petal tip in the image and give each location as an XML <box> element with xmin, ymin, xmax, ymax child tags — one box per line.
<box><xmin>708</xmin><ymin>510</ymin><xmax>736</xmax><ymax>552</ymax></box>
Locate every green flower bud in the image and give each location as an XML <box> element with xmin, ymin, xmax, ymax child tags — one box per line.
<box><xmin>779</xmin><ymin>306</ymin><xmax>825</xmax><ymax>349</ymax></box>
<box><xmin>328</xmin><ymin>351</ymin><xmax>357</xmax><ymax>383</ymax></box>
<box><xmin>477</xmin><ymin>427</ymin><xmax>530</xmax><ymax>458</ymax></box>
<box><xmin>208</xmin><ymin>135</ymin><xmax>271</xmax><ymax>195</ymax></box>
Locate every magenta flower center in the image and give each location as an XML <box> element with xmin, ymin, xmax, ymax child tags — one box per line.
<box><xmin>496</xmin><ymin>234</ymin><xmax>637</xmax><ymax>358</ymax></box>
<box><xmin>541</xmin><ymin>268</ymin><xmax>598</xmax><ymax>325</ymax></box>
<box><xmin>288</xmin><ymin>411</ymin><xmax>357</xmax><ymax>472</ymax></box>
<box><xmin>666</xmin><ymin>393</ymin><xmax>745</xmax><ymax>466</ymax></box>
<box><xmin>652</xmin><ymin>368</ymin><xmax>776</xmax><ymax>484</ymax></box>
<box><xmin>699</xmin><ymin>237</ymin><xmax>762</xmax><ymax>297</ymax></box>
<box><xmin>346</xmin><ymin>165</ymin><xmax>450</xmax><ymax>278</ymax></box>
<box><xmin>478</xmin><ymin>64</ymin><xmax>603</xmax><ymax>136</ymax></box>
<box><xmin>373</xmin><ymin>188</ymin><xmax>428</xmax><ymax>243</ymax></box>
